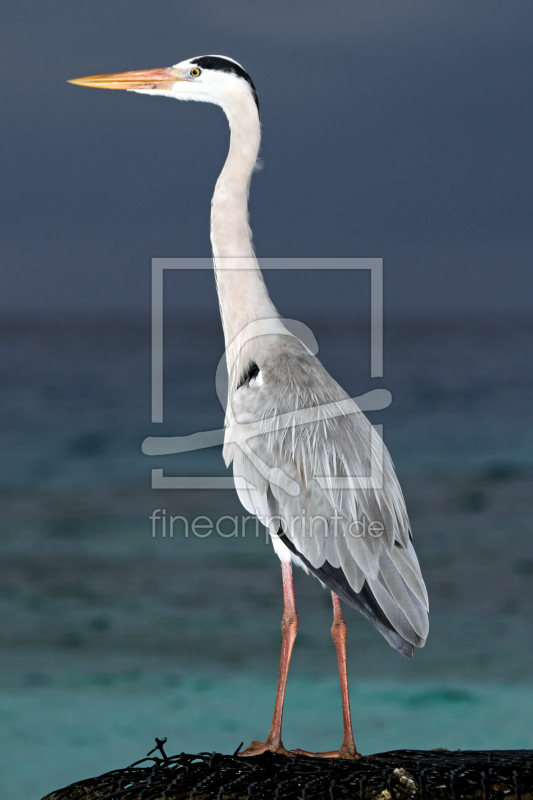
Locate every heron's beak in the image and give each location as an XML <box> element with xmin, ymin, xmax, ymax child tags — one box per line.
<box><xmin>68</xmin><ymin>67</ymin><xmax>182</xmax><ymax>91</ymax></box>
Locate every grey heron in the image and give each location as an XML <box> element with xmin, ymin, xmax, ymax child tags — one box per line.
<box><xmin>70</xmin><ymin>55</ymin><xmax>429</xmax><ymax>759</ymax></box>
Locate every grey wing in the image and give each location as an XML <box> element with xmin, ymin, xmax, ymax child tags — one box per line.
<box><xmin>224</xmin><ymin>349</ymin><xmax>428</xmax><ymax>658</ymax></box>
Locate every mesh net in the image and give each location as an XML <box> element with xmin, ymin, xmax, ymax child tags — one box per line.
<box><xmin>42</xmin><ymin>740</ymin><xmax>533</xmax><ymax>800</ymax></box>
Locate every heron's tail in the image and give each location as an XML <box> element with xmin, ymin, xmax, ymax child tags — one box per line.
<box><xmin>277</xmin><ymin>530</ymin><xmax>426</xmax><ymax>658</ymax></box>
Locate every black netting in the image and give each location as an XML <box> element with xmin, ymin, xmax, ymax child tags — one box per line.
<box><xmin>42</xmin><ymin>740</ymin><xmax>533</xmax><ymax>800</ymax></box>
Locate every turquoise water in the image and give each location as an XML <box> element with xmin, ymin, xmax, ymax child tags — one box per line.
<box><xmin>1</xmin><ymin>316</ymin><xmax>532</xmax><ymax>798</ymax></box>
<box><xmin>1</xmin><ymin>674</ymin><xmax>532</xmax><ymax>799</ymax></box>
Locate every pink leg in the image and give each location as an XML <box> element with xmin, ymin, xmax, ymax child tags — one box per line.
<box><xmin>239</xmin><ymin>561</ymin><xmax>298</xmax><ymax>757</ymax></box>
<box><xmin>330</xmin><ymin>592</ymin><xmax>359</xmax><ymax>757</ymax></box>
<box><xmin>292</xmin><ymin>592</ymin><xmax>360</xmax><ymax>759</ymax></box>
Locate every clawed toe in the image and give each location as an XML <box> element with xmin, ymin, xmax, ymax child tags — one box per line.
<box><xmin>238</xmin><ymin>740</ymin><xmax>294</xmax><ymax>758</ymax></box>
<box><xmin>290</xmin><ymin>746</ymin><xmax>360</xmax><ymax>759</ymax></box>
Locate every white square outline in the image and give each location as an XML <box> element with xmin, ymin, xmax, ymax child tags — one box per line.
<box><xmin>148</xmin><ymin>257</ymin><xmax>383</xmax><ymax>490</ymax></box>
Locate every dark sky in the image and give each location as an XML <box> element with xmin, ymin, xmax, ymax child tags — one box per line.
<box><xmin>2</xmin><ymin>0</ymin><xmax>532</xmax><ymax>316</ymax></box>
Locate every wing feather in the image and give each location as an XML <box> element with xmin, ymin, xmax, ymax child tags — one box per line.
<box><xmin>225</xmin><ymin>334</ymin><xmax>428</xmax><ymax>654</ymax></box>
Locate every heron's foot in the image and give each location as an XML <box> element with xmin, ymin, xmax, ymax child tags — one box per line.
<box><xmin>291</xmin><ymin>744</ymin><xmax>361</xmax><ymax>760</ymax></box>
<box><xmin>238</xmin><ymin>740</ymin><xmax>294</xmax><ymax>758</ymax></box>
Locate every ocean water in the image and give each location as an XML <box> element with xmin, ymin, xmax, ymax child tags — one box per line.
<box><xmin>2</xmin><ymin>675</ymin><xmax>533</xmax><ymax>799</ymax></box>
<box><xmin>0</xmin><ymin>314</ymin><xmax>532</xmax><ymax>798</ymax></box>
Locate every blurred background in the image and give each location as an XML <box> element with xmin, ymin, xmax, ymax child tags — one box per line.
<box><xmin>1</xmin><ymin>2</ymin><xmax>533</xmax><ymax>798</ymax></box>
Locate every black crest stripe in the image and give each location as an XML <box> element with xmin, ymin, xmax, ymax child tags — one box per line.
<box><xmin>191</xmin><ymin>56</ymin><xmax>259</xmax><ymax>114</ymax></box>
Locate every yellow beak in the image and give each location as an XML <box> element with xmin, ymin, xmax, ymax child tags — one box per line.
<box><xmin>68</xmin><ymin>67</ymin><xmax>180</xmax><ymax>90</ymax></box>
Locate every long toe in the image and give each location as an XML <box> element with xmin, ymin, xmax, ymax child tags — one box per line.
<box><xmin>239</xmin><ymin>740</ymin><xmax>294</xmax><ymax>758</ymax></box>
<box><xmin>291</xmin><ymin>747</ymin><xmax>360</xmax><ymax>759</ymax></box>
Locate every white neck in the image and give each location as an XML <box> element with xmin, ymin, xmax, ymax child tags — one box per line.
<box><xmin>211</xmin><ymin>86</ymin><xmax>287</xmax><ymax>388</ymax></box>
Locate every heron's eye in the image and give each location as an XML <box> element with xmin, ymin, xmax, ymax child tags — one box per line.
<box><xmin>190</xmin><ymin>67</ymin><xmax>201</xmax><ymax>78</ymax></box>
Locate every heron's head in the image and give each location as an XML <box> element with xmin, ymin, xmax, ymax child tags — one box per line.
<box><xmin>69</xmin><ymin>55</ymin><xmax>259</xmax><ymax>117</ymax></box>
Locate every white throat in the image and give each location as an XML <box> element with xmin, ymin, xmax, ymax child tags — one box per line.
<box><xmin>210</xmin><ymin>85</ymin><xmax>288</xmax><ymax>391</ymax></box>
